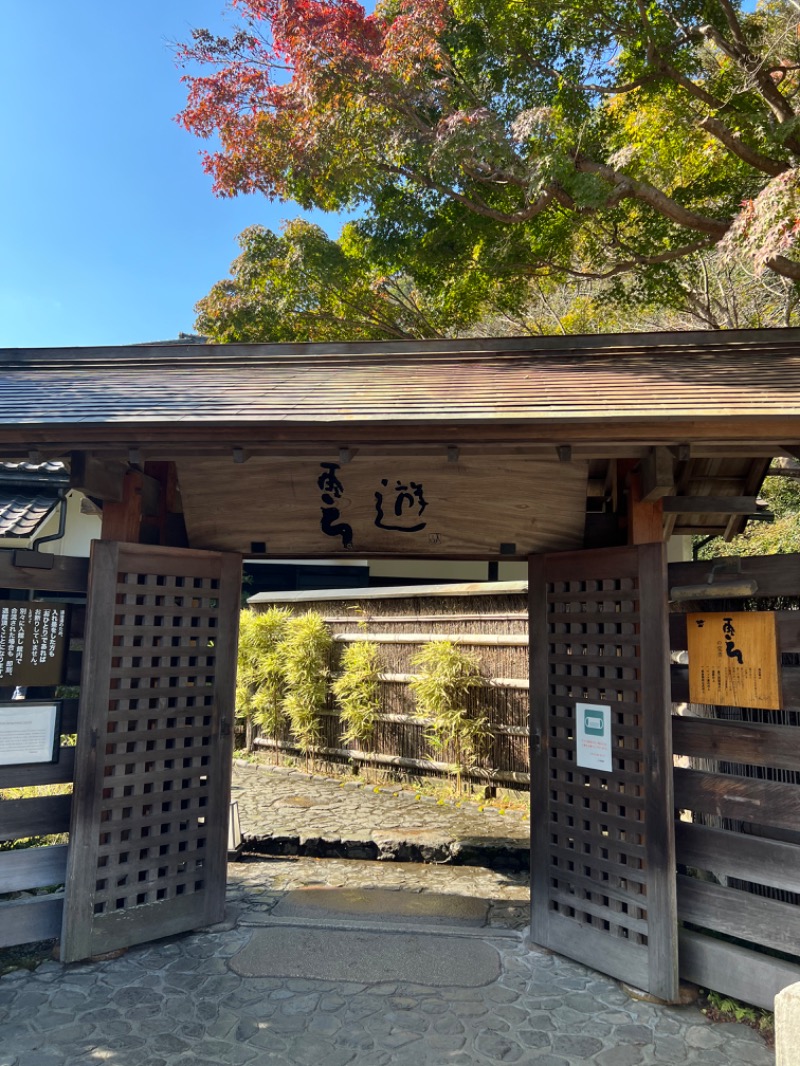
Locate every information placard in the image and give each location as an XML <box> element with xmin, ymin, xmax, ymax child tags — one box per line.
<box><xmin>576</xmin><ymin>702</ymin><xmax>613</xmax><ymax>773</ymax></box>
<box><xmin>0</xmin><ymin>601</ymin><xmax>68</xmax><ymax>687</ymax></box>
<box><xmin>0</xmin><ymin>702</ymin><xmax>61</xmax><ymax>765</ymax></box>
<box><xmin>687</xmin><ymin>611</ymin><xmax>782</xmax><ymax>710</ymax></box>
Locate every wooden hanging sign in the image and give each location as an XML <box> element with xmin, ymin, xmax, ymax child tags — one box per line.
<box><xmin>687</xmin><ymin>611</ymin><xmax>782</xmax><ymax>710</ymax></box>
<box><xmin>176</xmin><ymin>454</ymin><xmax>589</xmax><ymax>558</ymax></box>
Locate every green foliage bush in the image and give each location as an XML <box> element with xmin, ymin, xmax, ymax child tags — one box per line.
<box><xmin>409</xmin><ymin>640</ymin><xmax>491</xmax><ymax>783</ymax></box>
<box><xmin>281</xmin><ymin>613</ymin><xmax>333</xmax><ymax>754</ymax></box>
<box><xmin>332</xmin><ymin>640</ymin><xmax>382</xmax><ymax>747</ymax></box>
<box><xmin>237</xmin><ymin>608</ymin><xmax>332</xmax><ymax>754</ymax></box>
<box><xmin>236</xmin><ymin>607</ymin><xmax>292</xmax><ymax>732</ymax></box>
<box><xmin>698</xmin><ymin>476</ymin><xmax>800</xmax><ymax>558</ymax></box>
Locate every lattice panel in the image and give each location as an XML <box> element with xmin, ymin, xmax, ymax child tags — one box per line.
<box><xmin>92</xmin><ymin>570</ymin><xmax>221</xmax><ymax>914</ymax></box>
<box><xmin>530</xmin><ymin>545</ymin><xmax>677</xmax><ymax>1000</ymax></box>
<box><xmin>545</xmin><ymin>574</ymin><xmax>648</xmax><ymax>944</ymax></box>
<box><xmin>62</xmin><ymin>543</ymin><xmax>240</xmax><ymax>963</ymax></box>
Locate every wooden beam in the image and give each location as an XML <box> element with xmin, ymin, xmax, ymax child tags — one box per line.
<box><xmin>661</xmin><ymin>496</ymin><xmax>762</xmax><ymax>514</ymax></box>
<box><xmin>69</xmin><ymin>452</ymin><xmax>126</xmax><ymax>502</ymax></box>
<box><xmin>640</xmin><ymin>447</ymin><xmax>675</xmax><ymax>502</ymax></box>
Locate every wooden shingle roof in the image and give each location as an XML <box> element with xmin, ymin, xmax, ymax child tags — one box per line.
<box><xmin>0</xmin><ymin>331</ymin><xmax>798</xmax><ymax>443</ymax></box>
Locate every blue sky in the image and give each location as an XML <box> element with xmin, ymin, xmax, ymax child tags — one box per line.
<box><xmin>0</xmin><ymin>2</ymin><xmax>341</xmax><ymax>349</ymax></box>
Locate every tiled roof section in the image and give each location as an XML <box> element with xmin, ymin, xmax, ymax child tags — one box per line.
<box><xmin>1</xmin><ymin>330</ymin><xmax>800</xmax><ymax>426</ymax></box>
<box><xmin>0</xmin><ymin>492</ymin><xmax>59</xmax><ymax>537</ymax></box>
<box><xmin>0</xmin><ymin>461</ymin><xmax>67</xmax><ymax>476</ymax></box>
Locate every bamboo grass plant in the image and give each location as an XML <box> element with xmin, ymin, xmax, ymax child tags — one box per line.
<box><xmin>332</xmin><ymin>640</ymin><xmax>382</xmax><ymax>747</ymax></box>
<box><xmin>280</xmin><ymin>612</ymin><xmax>333</xmax><ymax>758</ymax></box>
<box><xmin>236</xmin><ymin>607</ymin><xmax>292</xmax><ymax>733</ymax></box>
<box><xmin>409</xmin><ymin>640</ymin><xmax>491</xmax><ymax>790</ymax></box>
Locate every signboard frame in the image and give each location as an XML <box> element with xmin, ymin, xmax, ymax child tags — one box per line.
<box><xmin>0</xmin><ymin>700</ymin><xmax>62</xmax><ymax>766</ymax></box>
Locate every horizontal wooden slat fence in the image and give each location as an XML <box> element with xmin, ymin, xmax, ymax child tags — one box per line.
<box><xmin>0</xmin><ymin>552</ymin><xmax>87</xmax><ymax>949</ymax></box>
<box><xmin>670</xmin><ymin>553</ymin><xmax>800</xmax><ymax>1010</ymax></box>
<box><xmin>250</xmin><ymin>586</ymin><xmax>531</xmax><ymax>787</ymax></box>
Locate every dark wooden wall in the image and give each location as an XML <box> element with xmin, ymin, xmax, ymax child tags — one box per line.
<box><xmin>670</xmin><ymin>554</ymin><xmax>800</xmax><ymax>1009</ymax></box>
<box><xmin>0</xmin><ymin>553</ymin><xmax>87</xmax><ymax>949</ymax></box>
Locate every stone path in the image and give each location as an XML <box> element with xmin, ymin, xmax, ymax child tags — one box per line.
<box><xmin>0</xmin><ymin>762</ymin><xmax>777</xmax><ymax>1063</ymax></box>
<box><xmin>232</xmin><ymin>761</ymin><xmax>529</xmax><ymax>869</ymax></box>
<box><xmin>0</xmin><ymin>915</ymin><xmax>774</xmax><ymax>1065</ymax></box>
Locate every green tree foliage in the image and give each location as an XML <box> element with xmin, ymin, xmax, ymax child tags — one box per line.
<box><xmin>195</xmin><ymin>219</ymin><xmax>474</xmax><ymax>341</ymax></box>
<box><xmin>698</xmin><ymin>475</ymin><xmax>800</xmax><ymax>557</ymax></box>
<box><xmin>179</xmin><ymin>0</ymin><xmax>800</xmax><ymax>334</ymax></box>
<box><xmin>236</xmin><ymin>608</ymin><xmax>332</xmax><ymax>754</ymax></box>
<box><xmin>281</xmin><ymin>612</ymin><xmax>333</xmax><ymax>754</ymax></box>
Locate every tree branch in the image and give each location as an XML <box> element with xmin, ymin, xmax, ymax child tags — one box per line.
<box><xmin>766</xmin><ymin>254</ymin><xmax>800</xmax><ymax>281</ymax></box>
<box><xmin>699</xmin><ymin>115</ymin><xmax>790</xmax><ymax>177</ymax></box>
<box><xmin>574</xmin><ymin>158</ymin><xmax>730</xmax><ymax>236</ymax></box>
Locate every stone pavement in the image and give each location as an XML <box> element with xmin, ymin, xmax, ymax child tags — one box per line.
<box><xmin>231</xmin><ymin>761</ymin><xmax>530</xmax><ymax>870</ymax></box>
<box><xmin>0</xmin><ymin>761</ymin><xmax>777</xmax><ymax>1063</ymax></box>
<box><xmin>0</xmin><ymin>907</ymin><xmax>774</xmax><ymax>1065</ymax></box>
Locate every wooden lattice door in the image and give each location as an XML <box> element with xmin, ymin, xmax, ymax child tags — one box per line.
<box><xmin>529</xmin><ymin>544</ymin><xmax>678</xmax><ymax>1001</ymax></box>
<box><xmin>61</xmin><ymin>542</ymin><xmax>241</xmax><ymax>963</ymax></box>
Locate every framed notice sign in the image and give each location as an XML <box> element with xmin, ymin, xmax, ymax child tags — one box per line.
<box><xmin>0</xmin><ymin>701</ymin><xmax>61</xmax><ymax>765</ymax></box>
<box><xmin>576</xmin><ymin>702</ymin><xmax>613</xmax><ymax>773</ymax></box>
<box><xmin>0</xmin><ymin>601</ymin><xmax>68</xmax><ymax>687</ymax></box>
<box><xmin>687</xmin><ymin>611</ymin><xmax>782</xmax><ymax>710</ymax></box>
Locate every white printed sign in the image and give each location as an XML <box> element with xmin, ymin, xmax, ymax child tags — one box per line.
<box><xmin>0</xmin><ymin>702</ymin><xmax>60</xmax><ymax>765</ymax></box>
<box><xmin>576</xmin><ymin>702</ymin><xmax>613</xmax><ymax>773</ymax></box>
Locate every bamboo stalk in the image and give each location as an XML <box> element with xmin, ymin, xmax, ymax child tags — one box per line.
<box><xmin>252</xmin><ymin>737</ymin><xmax>531</xmax><ymax>785</ymax></box>
<box><xmin>377</xmin><ymin>672</ymin><xmax>528</xmax><ymax>689</ymax></box>
<box><xmin>334</xmin><ymin>633</ymin><xmax>528</xmax><ymax>646</ymax></box>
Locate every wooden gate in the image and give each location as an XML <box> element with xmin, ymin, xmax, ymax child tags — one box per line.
<box><xmin>529</xmin><ymin>544</ymin><xmax>678</xmax><ymax>1001</ymax></box>
<box><xmin>60</xmin><ymin>542</ymin><xmax>241</xmax><ymax>963</ymax></box>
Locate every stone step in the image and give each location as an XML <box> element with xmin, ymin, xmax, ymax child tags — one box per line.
<box><xmin>270</xmin><ymin>886</ymin><xmax>490</xmax><ymax>927</ymax></box>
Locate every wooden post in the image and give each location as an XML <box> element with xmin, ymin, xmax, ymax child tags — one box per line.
<box><xmin>100</xmin><ymin>470</ymin><xmax>145</xmax><ymax>543</ymax></box>
<box><xmin>629</xmin><ymin>471</ymin><xmax>664</xmax><ymax>545</ymax></box>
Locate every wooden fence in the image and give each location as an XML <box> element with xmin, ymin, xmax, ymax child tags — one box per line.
<box><xmin>669</xmin><ymin>553</ymin><xmax>800</xmax><ymax>1009</ymax></box>
<box><xmin>0</xmin><ymin>553</ymin><xmax>87</xmax><ymax>949</ymax></box>
<box><xmin>249</xmin><ymin>582</ymin><xmax>531</xmax><ymax>787</ymax></box>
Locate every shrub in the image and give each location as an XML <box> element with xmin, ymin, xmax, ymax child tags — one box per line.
<box><xmin>281</xmin><ymin>612</ymin><xmax>333</xmax><ymax>755</ymax></box>
<box><xmin>409</xmin><ymin>640</ymin><xmax>491</xmax><ymax>785</ymax></box>
<box><xmin>332</xmin><ymin>640</ymin><xmax>382</xmax><ymax>747</ymax></box>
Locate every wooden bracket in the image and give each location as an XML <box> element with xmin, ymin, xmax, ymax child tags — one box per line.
<box><xmin>640</xmin><ymin>447</ymin><xmax>675</xmax><ymax>503</ymax></box>
<box><xmin>69</xmin><ymin>452</ymin><xmax>127</xmax><ymax>502</ymax></box>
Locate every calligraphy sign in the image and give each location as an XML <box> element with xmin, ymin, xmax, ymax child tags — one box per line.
<box><xmin>687</xmin><ymin>611</ymin><xmax>782</xmax><ymax>710</ymax></box>
<box><xmin>176</xmin><ymin>454</ymin><xmax>589</xmax><ymax>558</ymax></box>
<box><xmin>0</xmin><ymin>601</ymin><xmax>68</xmax><ymax>687</ymax></box>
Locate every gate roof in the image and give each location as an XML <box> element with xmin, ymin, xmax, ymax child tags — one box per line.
<box><xmin>0</xmin><ymin>329</ymin><xmax>799</xmax><ymax>445</ymax></box>
<box><xmin>0</xmin><ymin>329</ymin><xmax>798</xmax><ymax>549</ymax></box>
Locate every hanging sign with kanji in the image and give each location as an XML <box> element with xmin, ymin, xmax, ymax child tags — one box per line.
<box><xmin>175</xmin><ymin>454</ymin><xmax>589</xmax><ymax>558</ymax></box>
<box><xmin>687</xmin><ymin>611</ymin><xmax>782</xmax><ymax>710</ymax></box>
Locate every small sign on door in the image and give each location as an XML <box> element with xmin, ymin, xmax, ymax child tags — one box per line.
<box><xmin>576</xmin><ymin>702</ymin><xmax>613</xmax><ymax>773</ymax></box>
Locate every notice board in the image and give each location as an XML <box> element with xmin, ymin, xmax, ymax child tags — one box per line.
<box><xmin>687</xmin><ymin>611</ymin><xmax>782</xmax><ymax>710</ymax></box>
<box><xmin>0</xmin><ymin>601</ymin><xmax>68</xmax><ymax>687</ymax></box>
